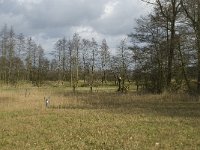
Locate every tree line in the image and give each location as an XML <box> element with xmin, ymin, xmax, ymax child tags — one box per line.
<box><xmin>129</xmin><ymin>0</ymin><xmax>200</xmax><ymax>93</ymax></box>
<box><xmin>51</xmin><ymin>34</ymin><xmax>132</xmax><ymax>92</ymax></box>
<box><xmin>1</xmin><ymin>0</ymin><xmax>200</xmax><ymax>94</ymax></box>
<box><xmin>0</xmin><ymin>25</ymin><xmax>49</xmax><ymax>86</ymax></box>
<box><xmin>0</xmin><ymin>25</ymin><xmax>132</xmax><ymax>92</ymax></box>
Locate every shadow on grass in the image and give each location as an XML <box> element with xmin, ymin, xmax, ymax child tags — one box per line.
<box><xmin>50</xmin><ymin>92</ymin><xmax>200</xmax><ymax>118</ymax></box>
<box><xmin>0</xmin><ymin>96</ymin><xmax>15</xmax><ymax>103</ymax></box>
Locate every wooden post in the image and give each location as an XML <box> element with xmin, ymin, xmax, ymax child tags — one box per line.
<box><xmin>45</xmin><ymin>97</ymin><xmax>50</xmax><ymax>108</ymax></box>
<box><xmin>118</xmin><ymin>76</ymin><xmax>122</xmax><ymax>92</ymax></box>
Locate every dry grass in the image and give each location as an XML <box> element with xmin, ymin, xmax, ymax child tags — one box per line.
<box><xmin>0</xmin><ymin>85</ymin><xmax>200</xmax><ymax>149</ymax></box>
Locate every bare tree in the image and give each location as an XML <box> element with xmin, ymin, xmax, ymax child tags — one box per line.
<box><xmin>181</xmin><ymin>0</ymin><xmax>200</xmax><ymax>93</ymax></box>
<box><xmin>16</xmin><ymin>33</ymin><xmax>26</xmax><ymax>81</ymax></box>
<box><xmin>71</xmin><ymin>33</ymin><xmax>81</xmax><ymax>92</ymax></box>
<box><xmin>0</xmin><ymin>24</ymin><xmax>9</xmax><ymax>83</ymax></box>
<box><xmin>129</xmin><ymin>13</ymin><xmax>169</xmax><ymax>93</ymax></box>
<box><xmin>7</xmin><ymin>27</ymin><xmax>16</xmax><ymax>84</ymax></box>
<box><xmin>89</xmin><ymin>38</ymin><xmax>98</xmax><ymax>92</ymax></box>
<box><xmin>81</xmin><ymin>38</ymin><xmax>90</xmax><ymax>83</ymax></box>
<box><xmin>155</xmin><ymin>0</ymin><xmax>182</xmax><ymax>88</ymax></box>
<box><xmin>100</xmin><ymin>39</ymin><xmax>110</xmax><ymax>85</ymax></box>
<box><xmin>116</xmin><ymin>39</ymin><xmax>131</xmax><ymax>88</ymax></box>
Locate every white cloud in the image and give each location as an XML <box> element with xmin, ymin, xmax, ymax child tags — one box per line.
<box><xmin>101</xmin><ymin>0</ymin><xmax>119</xmax><ymax>19</ymax></box>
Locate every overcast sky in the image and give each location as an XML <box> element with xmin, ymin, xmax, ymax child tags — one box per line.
<box><xmin>0</xmin><ymin>0</ymin><xmax>151</xmax><ymax>54</ymax></box>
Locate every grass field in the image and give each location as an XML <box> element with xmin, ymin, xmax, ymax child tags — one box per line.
<box><xmin>0</xmin><ymin>84</ymin><xmax>200</xmax><ymax>149</ymax></box>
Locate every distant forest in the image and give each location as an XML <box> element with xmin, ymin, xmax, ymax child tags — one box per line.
<box><xmin>0</xmin><ymin>0</ymin><xmax>200</xmax><ymax>94</ymax></box>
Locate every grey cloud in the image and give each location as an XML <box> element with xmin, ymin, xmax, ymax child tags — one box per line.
<box><xmin>0</xmin><ymin>0</ymin><xmax>151</xmax><ymax>53</ymax></box>
<box><xmin>24</xmin><ymin>0</ymin><xmax>106</xmax><ymax>29</ymax></box>
<box><xmin>0</xmin><ymin>0</ymin><xmax>21</xmax><ymax>14</ymax></box>
<box><xmin>0</xmin><ymin>0</ymin><xmax>150</xmax><ymax>37</ymax></box>
<box><xmin>91</xmin><ymin>0</ymin><xmax>150</xmax><ymax>35</ymax></box>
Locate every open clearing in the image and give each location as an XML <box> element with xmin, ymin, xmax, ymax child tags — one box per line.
<box><xmin>0</xmin><ymin>85</ymin><xmax>200</xmax><ymax>149</ymax></box>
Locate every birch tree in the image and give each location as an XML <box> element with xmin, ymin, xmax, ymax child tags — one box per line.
<box><xmin>100</xmin><ymin>39</ymin><xmax>110</xmax><ymax>85</ymax></box>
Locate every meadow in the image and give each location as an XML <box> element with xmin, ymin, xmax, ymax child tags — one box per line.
<box><xmin>0</xmin><ymin>82</ymin><xmax>200</xmax><ymax>149</ymax></box>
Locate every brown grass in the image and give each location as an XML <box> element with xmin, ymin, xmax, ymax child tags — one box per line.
<box><xmin>0</xmin><ymin>86</ymin><xmax>200</xmax><ymax>149</ymax></box>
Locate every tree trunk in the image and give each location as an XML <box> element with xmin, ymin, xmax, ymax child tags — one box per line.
<box><xmin>197</xmin><ymin>2</ymin><xmax>200</xmax><ymax>93</ymax></box>
<box><xmin>167</xmin><ymin>16</ymin><xmax>176</xmax><ymax>88</ymax></box>
<box><xmin>177</xmin><ymin>38</ymin><xmax>191</xmax><ymax>91</ymax></box>
<box><xmin>197</xmin><ymin>33</ymin><xmax>200</xmax><ymax>93</ymax></box>
<box><xmin>118</xmin><ymin>76</ymin><xmax>122</xmax><ymax>91</ymax></box>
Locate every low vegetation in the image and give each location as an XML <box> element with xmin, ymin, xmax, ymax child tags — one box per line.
<box><xmin>0</xmin><ymin>83</ymin><xmax>200</xmax><ymax>149</ymax></box>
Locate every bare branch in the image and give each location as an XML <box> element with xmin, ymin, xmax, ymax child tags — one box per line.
<box><xmin>140</xmin><ymin>0</ymin><xmax>155</xmax><ymax>5</ymax></box>
<box><xmin>180</xmin><ymin>0</ymin><xmax>197</xmax><ymax>28</ymax></box>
